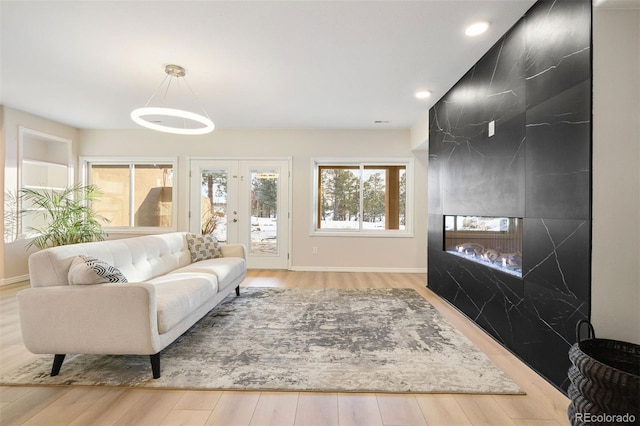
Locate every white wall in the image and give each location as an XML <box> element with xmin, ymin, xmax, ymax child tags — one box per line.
<box><xmin>592</xmin><ymin>7</ymin><xmax>640</xmax><ymax>344</ymax></box>
<box><xmin>1</xmin><ymin>107</ymin><xmax>79</xmax><ymax>282</ymax></box>
<box><xmin>410</xmin><ymin>112</ymin><xmax>429</xmax><ymax>151</ymax></box>
<box><xmin>79</xmin><ymin>128</ymin><xmax>428</xmax><ymax>272</ymax></box>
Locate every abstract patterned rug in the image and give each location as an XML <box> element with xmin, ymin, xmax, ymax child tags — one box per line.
<box><xmin>1</xmin><ymin>287</ymin><xmax>523</xmax><ymax>394</ymax></box>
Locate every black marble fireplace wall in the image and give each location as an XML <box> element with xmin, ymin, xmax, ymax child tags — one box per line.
<box><xmin>427</xmin><ymin>0</ymin><xmax>591</xmax><ymax>391</ymax></box>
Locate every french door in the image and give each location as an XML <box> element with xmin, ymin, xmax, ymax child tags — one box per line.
<box><xmin>190</xmin><ymin>159</ymin><xmax>290</xmax><ymax>269</ymax></box>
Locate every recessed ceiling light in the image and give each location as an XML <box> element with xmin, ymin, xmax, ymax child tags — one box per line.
<box><xmin>465</xmin><ymin>21</ymin><xmax>490</xmax><ymax>37</ymax></box>
<box><xmin>415</xmin><ymin>90</ymin><xmax>432</xmax><ymax>99</ymax></box>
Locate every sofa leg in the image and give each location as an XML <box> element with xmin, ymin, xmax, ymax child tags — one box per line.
<box><xmin>235</xmin><ymin>286</ymin><xmax>240</xmax><ymax>296</ymax></box>
<box><xmin>150</xmin><ymin>353</ymin><xmax>161</xmax><ymax>379</ymax></box>
<box><xmin>51</xmin><ymin>354</ymin><xmax>66</xmax><ymax>376</ymax></box>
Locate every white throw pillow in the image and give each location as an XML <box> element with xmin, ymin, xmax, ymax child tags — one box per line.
<box><xmin>68</xmin><ymin>255</ymin><xmax>128</xmax><ymax>285</ymax></box>
<box><xmin>186</xmin><ymin>233</ymin><xmax>222</xmax><ymax>262</ymax></box>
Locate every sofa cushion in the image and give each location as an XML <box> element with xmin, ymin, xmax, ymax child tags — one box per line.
<box><xmin>148</xmin><ymin>273</ymin><xmax>218</xmax><ymax>334</ymax></box>
<box><xmin>186</xmin><ymin>233</ymin><xmax>222</xmax><ymax>262</ymax></box>
<box><xmin>172</xmin><ymin>257</ymin><xmax>246</xmax><ymax>292</ymax></box>
<box><xmin>28</xmin><ymin>233</ymin><xmax>191</xmax><ymax>287</ymax></box>
<box><xmin>68</xmin><ymin>255</ymin><xmax>128</xmax><ymax>285</ymax></box>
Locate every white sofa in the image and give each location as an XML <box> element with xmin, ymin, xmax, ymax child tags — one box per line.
<box><xmin>17</xmin><ymin>232</ymin><xmax>246</xmax><ymax>379</ymax></box>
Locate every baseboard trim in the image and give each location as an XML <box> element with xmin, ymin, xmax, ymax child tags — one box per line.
<box><xmin>289</xmin><ymin>266</ymin><xmax>427</xmax><ymax>273</ymax></box>
<box><xmin>0</xmin><ymin>274</ymin><xmax>30</xmax><ymax>286</ymax></box>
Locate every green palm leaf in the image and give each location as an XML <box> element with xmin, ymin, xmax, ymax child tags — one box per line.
<box><xmin>20</xmin><ymin>184</ymin><xmax>109</xmax><ymax>249</ymax></box>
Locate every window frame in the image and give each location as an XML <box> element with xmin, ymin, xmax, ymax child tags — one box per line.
<box><xmin>17</xmin><ymin>127</ymin><xmax>73</xmax><ymax>241</ymax></box>
<box><xmin>81</xmin><ymin>157</ymin><xmax>178</xmax><ymax>234</ymax></box>
<box><xmin>311</xmin><ymin>158</ymin><xmax>414</xmax><ymax>237</ymax></box>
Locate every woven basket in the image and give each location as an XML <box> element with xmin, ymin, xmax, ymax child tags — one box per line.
<box><xmin>567</xmin><ymin>383</ymin><xmax>606</xmax><ymax>415</ymax></box>
<box><xmin>567</xmin><ymin>402</ymin><xmax>583</xmax><ymax>426</ymax></box>
<box><xmin>568</xmin><ymin>364</ymin><xmax>638</xmax><ymax>413</ymax></box>
<box><xmin>567</xmin><ymin>320</ymin><xmax>640</xmax><ymax>424</ymax></box>
<box><xmin>567</xmin><ymin>384</ymin><xmax>605</xmax><ymax>426</ymax></box>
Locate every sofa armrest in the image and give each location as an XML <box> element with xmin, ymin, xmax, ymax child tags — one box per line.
<box><xmin>17</xmin><ymin>283</ymin><xmax>161</xmax><ymax>355</ymax></box>
<box><xmin>220</xmin><ymin>243</ymin><xmax>246</xmax><ymax>259</ymax></box>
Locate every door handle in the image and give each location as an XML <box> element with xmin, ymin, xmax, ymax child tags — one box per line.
<box><xmin>233</xmin><ymin>218</ymin><xmax>238</xmax><ymax>223</ymax></box>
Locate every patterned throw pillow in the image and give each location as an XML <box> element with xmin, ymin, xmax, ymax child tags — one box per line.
<box><xmin>68</xmin><ymin>255</ymin><xmax>128</xmax><ymax>285</ymax></box>
<box><xmin>186</xmin><ymin>233</ymin><xmax>222</xmax><ymax>263</ymax></box>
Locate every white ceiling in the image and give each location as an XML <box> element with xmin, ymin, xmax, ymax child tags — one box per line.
<box><xmin>0</xmin><ymin>0</ymin><xmax>634</xmax><ymax>131</ymax></box>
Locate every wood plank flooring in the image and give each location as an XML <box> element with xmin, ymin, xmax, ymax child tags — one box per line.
<box><xmin>0</xmin><ymin>271</ymin><xmax>570</xmax><ymax>425</ymax></box>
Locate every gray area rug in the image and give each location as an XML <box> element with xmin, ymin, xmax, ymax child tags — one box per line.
<box><xmin>1</xmin><ymin>287</ymin><xmax>523</xmax><ymax>394</ymax></box>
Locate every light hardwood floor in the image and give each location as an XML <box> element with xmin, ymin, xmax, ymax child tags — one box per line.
<box><xmin>0</xmin><ymin>271</ymin><xmax>570</xmax><ymax>425</ymax></box>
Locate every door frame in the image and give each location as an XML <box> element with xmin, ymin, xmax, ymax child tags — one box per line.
<box><xmin>188</xmin><ymin>156</ymin><xmax>292</xmax><ymax>270</ymax></box>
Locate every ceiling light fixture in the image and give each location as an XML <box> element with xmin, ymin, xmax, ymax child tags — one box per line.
<box><xmin>465</xmin><ymin>21</ymin><xmax>490</xmax><ymax>37</ymax></box>
<box><xmin>131</xmin><ymin>64</ymin><xmax>214</xmax><ymax>135</ymax></box>
<box><xmin>415</xmin><ymin>90</ymin><xmax>432</xmax><ymax>99</ymax></box>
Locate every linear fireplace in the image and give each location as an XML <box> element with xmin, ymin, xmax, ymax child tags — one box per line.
<box><xmin>444</xmin><ymin>215</ymin><xmax>523</xmax><ymax>277</ymax></box>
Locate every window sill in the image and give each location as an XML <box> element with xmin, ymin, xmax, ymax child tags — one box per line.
<box><xmin>311</xmin><ymin>230</ymin><xmax>413</xmax><ymax>238</ymax></box>
<box><xmin>104</xmin><ymin>227</ymin><xmax>177</xmax><ymax>236</ymax></box>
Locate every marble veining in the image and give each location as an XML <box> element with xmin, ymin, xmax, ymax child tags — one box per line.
<box><xmin>530</xmin><ymin>304</ymin><xmax>573</xmax><ymax>346</ymax></box>
<box><xmin>525</xmin><ymin>46</ymin><xmax>591</xmax><ymax>81</ymax></box>
<box><xmin>428</xmin><ymin>0</ymin><xmax>591</xmax><ymax>392</ymax></box>
<box><xmin>523</xmin><ymin>219</ymin><xmax>588</xmax><ymax>298</ymax></box>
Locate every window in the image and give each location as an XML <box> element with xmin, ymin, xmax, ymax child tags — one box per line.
<box><xmin>15</xmin><ymin>127</ymin><xmax>72</xmax><ymax>241</ymax></box>
<box><xmin>313</xmin><ymin>159</ymin><xmax>412</xmax><ymax>235</ymax></box>
<box><xmin>83</xmin><ymin>158</ymin><xmax>177</xmax><ymax>231</ymax></box>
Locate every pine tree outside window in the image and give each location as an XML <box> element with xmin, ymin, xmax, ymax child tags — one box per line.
<box><xmin>313</xmin><ymin>159</ymin><xmax>412</xmax><ymax>236</ymax></box>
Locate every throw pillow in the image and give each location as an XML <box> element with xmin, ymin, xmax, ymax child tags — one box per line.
<box><xmin>68</xmin><ymin>255</ymin><xmax>128</xmax><ymax>285</ymax></box>
<box><xmin>186</xmin><ymin>233</ymin><xmax>222</xmax><ymax>262</ymax></box>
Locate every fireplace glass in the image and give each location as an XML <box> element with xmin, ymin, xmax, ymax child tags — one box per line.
<box><xmin>444</xmin><ymin>215</ymin><xmax>523</xmax><ymax>277</ymax></box>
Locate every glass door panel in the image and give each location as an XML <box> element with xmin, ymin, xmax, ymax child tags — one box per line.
<box><xmin>190</xmin><ymin>160</ymin><xmax>239</xmax><ymax>244</ymax></box>
<box><xmin>191</xmin><ymin>159</ymin><xmax>289</xmax><ymax>269</ymax></box>
<box><xmin>199</xmin><ymin>168</ymin><xmax>230</xmax><ymax>243</ymax></box>
<box><xmin>249</xmin><ymin>169</ymin><xmax>279</xmax><ymax>256</ymax></box>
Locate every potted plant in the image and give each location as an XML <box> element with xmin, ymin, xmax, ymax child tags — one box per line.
<box><xmin>20</xmin><ymin>183</ymin><xmax>109</xmax><ymax>249</ymax></box>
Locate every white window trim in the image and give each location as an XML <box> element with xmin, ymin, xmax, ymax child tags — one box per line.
<box><xmin>80</xmin><ymin>156</ymin><xmax>178</xmax><ymax>234</ymax></box>
<box><xmin>18</xmin><ymin>127</ymin><xmax>73</xmax><ymax>240</ymax></box>
<box><xmin>311</xmin><ymin>157</ymin><xmax>414</xmax><ymax>238</ymax></box>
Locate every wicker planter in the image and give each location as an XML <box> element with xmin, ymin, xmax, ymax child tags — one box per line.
<box><xmin>567</xmin><ymin>320</ymin><xmax>640</xmax><ymax>425</ymax></box>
